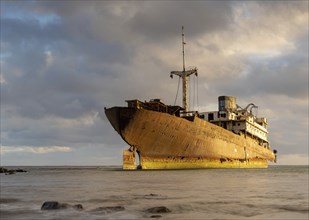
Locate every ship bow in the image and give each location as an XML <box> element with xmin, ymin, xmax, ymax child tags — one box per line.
<box><xmin>105</xmin><ymin>107</ymin><xmax>136</xmax><ymax>135</ymax></box>
<box><xmin>105</xmin><ymin>107</ymin><xmax>121</xmax><ymax>134</ymax></box>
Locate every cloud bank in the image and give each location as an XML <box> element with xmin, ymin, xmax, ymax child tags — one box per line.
<box><xmin>1</xmin><ymin>146</ymin><xmax>72</xmax><ymax>154</ymax></box>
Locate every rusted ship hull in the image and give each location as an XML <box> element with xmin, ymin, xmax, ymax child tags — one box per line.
<box><xmin>105</xmin><ymin>107</ymin><xmax>275</xmax><ymax>169</ymax></box>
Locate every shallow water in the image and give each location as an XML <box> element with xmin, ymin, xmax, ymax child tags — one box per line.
<box><xmin>0</xmin><ymin>165</ymin><xmax>308</xmax><ymax>219</ymax></box>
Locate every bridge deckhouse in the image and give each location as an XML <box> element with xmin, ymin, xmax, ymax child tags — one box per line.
<box><xmin>201</xmin><ymin>96</ymin><xmax>270</xmax><ymax>149</ymax></box>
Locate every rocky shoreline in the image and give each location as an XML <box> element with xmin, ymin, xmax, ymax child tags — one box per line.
<box><xmin>0</xmin><ymin>167</ymin><xmax>27</xmax><ymax>175</ymax></box>
<box><xmin>41</xmin><ymin>201</ymin><xmax>171</xmax><ymax>218</ymax></box>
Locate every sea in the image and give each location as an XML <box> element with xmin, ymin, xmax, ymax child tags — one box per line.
<box><xmin>0</xmin><ymin>165</ymin><xmax>308</xmax><ymax>220</ymax></box>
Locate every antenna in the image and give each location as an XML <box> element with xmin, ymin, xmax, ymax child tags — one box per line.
<box><xmin>182</xmin><ymin>26</ymin><xmax>186</xmax><ymax>72</ymax></box>
<box><xmin>170</xmin><ymin>26</ymin><xmax>198</xmax><ymax>113</ymax></box>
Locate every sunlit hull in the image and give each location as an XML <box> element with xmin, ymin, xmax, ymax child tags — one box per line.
<box><xmin>105</xmin><ymin>107</ymin><xmax>275</xmax><ymax>169</ymax></box>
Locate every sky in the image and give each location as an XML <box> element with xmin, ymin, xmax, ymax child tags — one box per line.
<box><xmin>0</xmin><ymin>0</ymin><xmax>308</xmax><ymax>166</ymax></box>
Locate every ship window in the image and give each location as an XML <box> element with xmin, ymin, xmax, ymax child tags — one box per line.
<box><xmin>238</xmin><ymin>123</ymin><xmax>240</xmax><ymax>126</ymax></box>
<box><xmin>208</xmin><ymin>113</ymin><xmax>214</xmax><ymax>121</ymax></box>
<box><xmin>219</xmin><ymin>100</ymin><xmax>225</xmax><ymax>111</ymax></box>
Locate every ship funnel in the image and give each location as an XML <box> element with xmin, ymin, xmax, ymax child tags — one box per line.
<box><xmin>218</xmin><ymin>96</ymin><xmax>236</xmax><ymax>112</ymax></box>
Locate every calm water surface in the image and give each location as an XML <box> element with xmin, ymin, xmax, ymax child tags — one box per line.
<box><xmin>0</xmin><ymin>165</ymin><xmax>308</xmax><ymax>220</ymax></box>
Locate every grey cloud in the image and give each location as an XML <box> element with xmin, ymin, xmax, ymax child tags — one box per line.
<box><xmin>129</xmin><ymin>1</ymin><xmax>233</xmax><ymax>39</ymax></box>
<box><xmin>212</xmin><ymin>37</ymin><xmax>308</xmax><ymax>100</ymax></box>
<box><xmin>1</xmin><ymin>11</ymin><xmax>131</xmax><ymax>120</ymax></box>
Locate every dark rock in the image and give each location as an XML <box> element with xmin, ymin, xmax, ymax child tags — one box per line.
<box><xmin>15</xmin><ymin>168</ymin><xmax>27</xmax><ymax>173</ymax></box>
<box><xmin>0</xmin><ymin>167</ymin><xmax>8</xmax><ymax>173</ymax></box>
<box><xmin>0</xmin><ymin>167</ymin><xmax>27</xmax><ymax>175</ymax></box>
<box><xmin>5</xmin><ymin>170</ymin><xmax>16</xmax><ymax>175</ymax></box>
<box><xmin>41</xmin><ymin>201</ymin><xmax>69</xmax><ymax>210</ymax></box>
<box><xmin>41</xmin><ymin>201</ymin><xmax>84</xmax><ymax>211</ymax></box>
<box><xmin>150</xmin><ymin>215</ymin><xmax>162</xmax><ymax>218</ymax></box>
<box><xmin>41</xmin><ymin>201</ymin><xmax>62</xmax><ymax>210</ymax></box>
<box><xmin>146</xmin><ymin>206</ymin><xmax>171</xmax><ymax>214</ymax></box>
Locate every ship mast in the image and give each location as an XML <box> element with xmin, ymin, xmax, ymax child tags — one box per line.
<box><xmin>170</xmin><ymin>26</ymin><xmax>197</xmax><ymax>112</ymax></box>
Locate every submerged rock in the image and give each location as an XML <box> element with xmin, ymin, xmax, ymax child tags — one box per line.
<box><xmin>41</xmin><ymin>201</ymin><xmax>83</xmax><ymax>211</ymax></box>
<box><xmin>15</xmin><ymin>168</ymin><xmax>27</xmax><ymax>173</ymax></box>
<box><xmin>0</xmin><ymin>167</ymin><xmax>27</xmax><ymax>175</ymax></box>
<box><xmin>92</xmin><ymin>206</ymin><xmax>125</xmax><ymax>213</ymax></box>
<box><xmin>72</xmin><ymin>204</ymin><xmax>84</xmax><ymax>211</ymax></box>
<box><xmin>6</xmin><ymin>170</ymin><xmax>16</xmax><ymax>175</ymax></box>
<box><xmin>0</xmin><ymin>167</ymin><xmax>8</xmax><ymax>173</ymax></box>
<box><xmin>149</xmin><ymin>193</ymin><xmax>159</xmax><ymax>197</ymax></box>
<box><xmin>146</xmin><ymin>206</ymin><xmax>171</xmax><ymax>214</ymax></box>
<box><xmin>150</xmin><ymin>214</ymin><xmax>162</xmax><ymax>218</ymax></box>
<box><xmin>0</xmin><ymin>198</ymin><xmax>20</xmax><ymax>203</ymax></box>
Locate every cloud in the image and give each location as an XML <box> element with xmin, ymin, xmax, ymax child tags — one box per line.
<box><xmin>276</xmin><ymin>154</ymin><xmax>309</xmax><ymax>166</ymax></box>
<box><xmin>0</xmin><ymin>146</ymin><xmax>72</xmax><ymax>154</ymax></box>
<box><xmin>1</xmin><ymin>110</ymin><xmax>119</xmax><ymax>147</ymax></box>
<box><xmin>0</xmin><ymin>73</ymin><xmax>6</xmax><ymax>84</ymax></box>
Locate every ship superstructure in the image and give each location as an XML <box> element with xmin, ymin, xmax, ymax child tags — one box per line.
<box><xmin>201</xmin><ymin>96</ymin><xmax>270</xmax><ymax>150</ymax></box>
